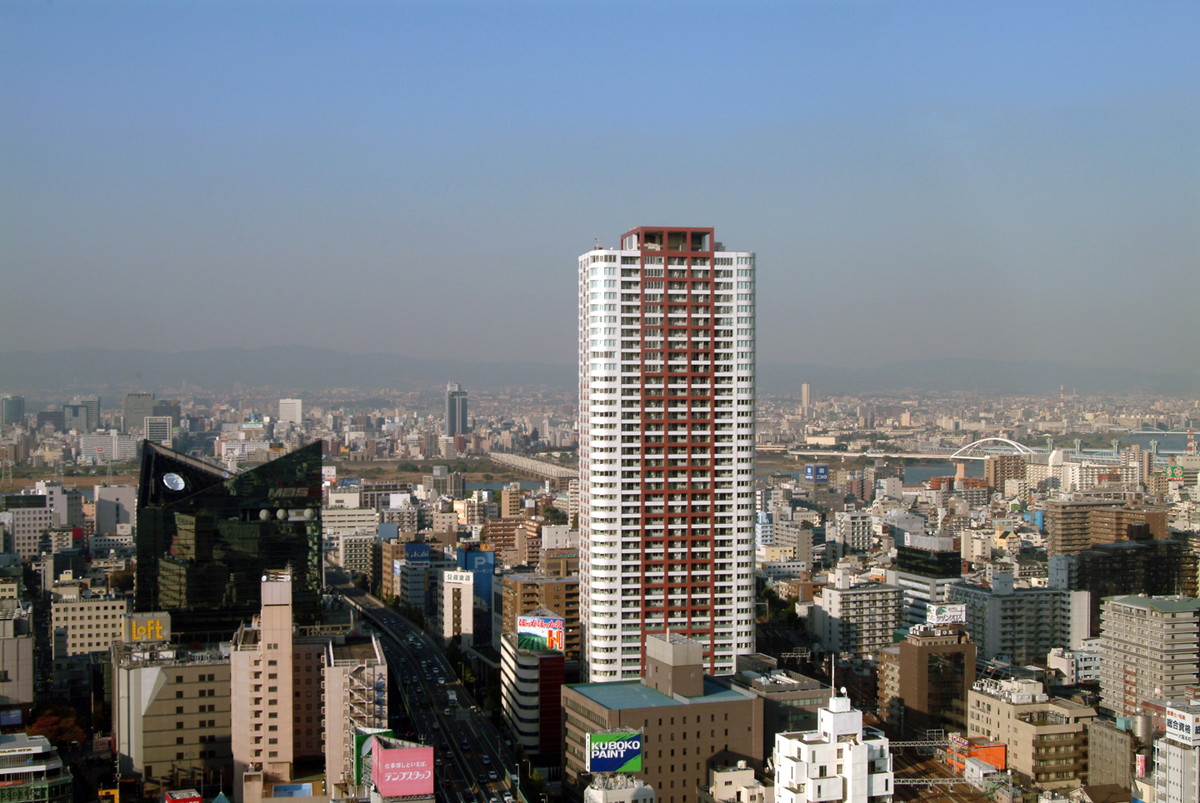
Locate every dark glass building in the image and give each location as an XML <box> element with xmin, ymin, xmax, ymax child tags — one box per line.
<box><xmin>135</xmin><ymin>441</ymin><xmax>324</xmax><ymax>637</ymax></box>
<box><xmin>445</xmin><ymin>382</ymin><xmax>468</xmax><ymax>437</ymax></box>
<box><xmin>896</xmin><ymin>543</ymin><xmax>962</xmax><ymax>579</ymax></box>
<box><xmin>1055</xmin><ymin>534</ymin><xmax>1188</xmax><ymax>638</ymax></box>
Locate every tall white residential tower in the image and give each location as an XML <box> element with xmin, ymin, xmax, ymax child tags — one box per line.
<box><xmin>579</xmin><ymin>226</ymin><xmax>756</xmax><ymax>682</ymax></box>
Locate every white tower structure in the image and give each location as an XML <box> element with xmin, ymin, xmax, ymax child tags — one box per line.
<box><xmin>578</xmin><ymin>226</ymin><xmax>756</xmax><ymax>682</ymax></box>
<box><xmin>774</xmin><ymin>693</ymin><xmax>895</xmax><ymax>803</ymax></box>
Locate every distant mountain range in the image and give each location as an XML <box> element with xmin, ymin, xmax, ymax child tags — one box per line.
<box><xmin>0</xmin><ymin>348</ymin><xmax>1194</xmax><ymax>398</ymax></box>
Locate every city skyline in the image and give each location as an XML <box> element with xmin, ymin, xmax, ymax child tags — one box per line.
<box><xmin>4</xmin><ymin>1</ymin><xmax>1198</xmax><ymax>376</ymax></box>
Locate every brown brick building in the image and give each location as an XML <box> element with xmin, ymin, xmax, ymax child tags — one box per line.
<box><xmin>561</xmin><ymin>634</ymin><xmax>764</xmax><ymax>803</ymax></box>
<box><xmin>501</xmin><ymin>573</ymin><xmax>580</xmax><ymax>661</ymax></box>
<box><xmin>877</xmin><ymin>623</ymin><xmax>976</xmax><ymax>738</ymax></box>
<box><xmin>1044</xmin><ymin>498</ymin><xmax>1169</xmax><ymax>556</ymax></box>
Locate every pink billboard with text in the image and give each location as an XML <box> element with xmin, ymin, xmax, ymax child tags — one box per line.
<box><xmin>372</xmin><ymin>745</ymin><xmax>435</xmax><ymax>797</ymax></box>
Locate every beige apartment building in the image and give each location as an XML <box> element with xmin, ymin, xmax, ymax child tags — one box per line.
<box><xmin>231</xmin><ymin>572</ymin><xmax>327</xmax><ymax>802</ymax></box>
<box><xmin>50</xmin><ymin>583</ymin><xmax>129</xmax><ymax>657</ymax></box>
<box><xmin>0</xmin><ymin>606</ymin><xmax>35</xmax><ymax>723</ymax></box>
<box><xmin>229</xmin><ymin>571</ymin><xmax>387</xmax><ymax>803</ymax></box>
<box><xmin>1099</xmin><ymin>595</ymin><xmax>1200</xmax><ymax>717</ymax></box>
<box><xmin>438</xmin><ymin>569</ymin><xmax>474</xmax><ymax>646</ymax></box>
<box><xmin>810</xmin><ymin>568</ymin><xmax>902</xmax><ymax>659</ymax></box>
<box><xmin>323</xmin><ymin>635</ymin><xmax>389</xmax><ymax>798</ymax></box>
<box><xmin>1044</xmin><ymin>497</ymin><xmax>1168</xmax><ymax>556</ymax></box>
<box><xmin>113</xmin><ymin>639</ymin><xmax>232</xmax><ymax>792</ymax></box>
<box><xmin>967</xmin><ymin>678</ymin><xmax>1096</xmax><ymax>792</ymax></box>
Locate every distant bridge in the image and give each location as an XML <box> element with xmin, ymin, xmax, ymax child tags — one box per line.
<box><xmin>785</xmin><ymin>434</ymin><xmax>1184</xmax><ymax>465</ymax></box>
<box><xmin>949</xmin><ymin>437</ymin><xmax>1037</xmax><ymax>459</ymax></box>
<box><xmin>788</xmin><ymin>438</ymin><xmax>1040</xmax><ymax>462</ymax></box>
<box><xmin>489</xmin><ymin>452</ymin><xmax>577</xmax><ymax>490</ymax></box>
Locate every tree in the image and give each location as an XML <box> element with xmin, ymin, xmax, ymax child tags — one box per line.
<box><xmin>528</xmin><ymin>768</ymin><xmax>548</xmax><ymax>801</ymax></box>
<box><xmin>28</xmin><ymin>704</ymin><xmax>87</xmax><ymax>749</ymax></box>
<box><xmin>108</xmin><ymin>568</ymin><xmax>134</xmax><ymax>593</ymax></box>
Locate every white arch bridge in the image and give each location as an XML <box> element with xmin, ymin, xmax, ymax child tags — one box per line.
<box><xmin>789</xmin><ymin>437</ymin><xmax>1044</xmax><ymax>462</ymax></box>
<box><xmin>948</xmin><ymin>437</ymin><xmax>1038</xmax><ymax>460</ymax></box>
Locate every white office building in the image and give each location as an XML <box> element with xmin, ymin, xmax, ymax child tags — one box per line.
<box><xmin>143</xmin><ymin>416</ymin><xmax>173</xmax><ymax>447</ymax></box>
<box><xmin>1154</xmin><ymin>703</ymin><xmax>1200</xmax><ymax>803</ymax></box>
<box><xmin>774</xmin><ymin>694</ymin><xmax>894</xmax><ymax>803</ymax></box>
<box><xmin>93</xmin><ymin>484</ymin><xmax>136</xmax><ymax>536</ymax></box>
<box><xmin>438</xmin><ymin>569</ymin><xmax>475</xmax><ymax>647</ymax></box>
<box><xmin>278</xmin><ymin>398</ymin><xmax>303</xmax><ymax>425</ymax></box>
<box><xmin>579</xmin><ymin>227</ymin><xmax>756</xmax><ymax>681</ymax></box>
<box><xmin>832</xmin><ymin>511</ymin><xmax>873</xmax><ymax>557</ymax></box>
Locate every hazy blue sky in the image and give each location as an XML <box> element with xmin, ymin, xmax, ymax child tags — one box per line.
<box><xmin>4</xmin><ymin>1</ymin><xmax>1197</xmax><ymax>373</ymax></box>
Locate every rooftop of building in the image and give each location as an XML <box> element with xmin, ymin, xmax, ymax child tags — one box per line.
<box><xmin>1167</xmin><ymin>703</ymin><xmax>1200</xmax><ymax>716</ymax></box>
<box><xmin>831</xmin><ymin>580</ymin><xmax>901</xmax><ymax>593</ymax></box>
<box><xmin>1018</xmin><ymin>697</ymin><xmax>1096</xmax><ymax>719</ymax></box>
<box><xmin>568</xmin><ymin>677</ymin><xmax>750</xmax><ymax>710</ymax></box>
<box><xmin>0</xmin><ymin>732</ymin><xmax>57</xmax><ymax>757</ymax></box>
<box><xmin>505</xmin><ymin>572</ymin><xmax>578</xmax><ymax>585</ymax></box>
<box><xmin>329</xmin><ymin>635</ymin><xmax>380</xmax><ymax>662</ymax></box>
<box><xmin>733</xmin><ymin>668</ymin><xmax>829</xmax><ymax>695</ymax></box>
<box><xmin>1105</xmin><ymin>594</ymin><xmax>1200</xmax><ymax>613</ymax></box>
<box><xmin>518</xmin><ymin>606</ymin><xmax>562</xmax><ymax>619</ymax></box>
<box><xmin>1075</xmin><ymin>785</ymin><xmax>1131</xmax><ymax>803</ymax></box>
<box><xmin>115</xmin><ymin>643</ymin><xmax>230</xmax><ymax>668</ymax></box>
<box><xmin>656</xmin><ymin>631</ymin><xmax>702</xmax><ymax>647</ymax></box>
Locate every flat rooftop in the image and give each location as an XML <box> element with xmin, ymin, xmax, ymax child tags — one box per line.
<box><xmin>569</xmin><ymin>677</ymin><xmax>748</xmax><ymax>710</ymax></box>
<box><xmin>0</xmin><ymin>732</ymin><xmax>53</xmax><ymax>753</ymax></box>
<box><xmin>331</xmin><ymin>636</ymin><xmax>379</xmax><ymax>661</ymax></box>
<box><xmin>1108</xmin><ymin>595</ymin><xmax>1200</xmax><ymax>613</ymax></box>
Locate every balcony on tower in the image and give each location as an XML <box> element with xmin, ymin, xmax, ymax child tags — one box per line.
<box><xmin>621</xmin><ymin>227</ymin><xmax>714</xmax><ymax>253</ymax></box>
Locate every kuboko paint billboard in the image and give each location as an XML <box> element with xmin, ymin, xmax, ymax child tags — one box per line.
<box><xmin>372</xmin><ymin>745</ymin><xmax>435</xmax><ymax>797</ymax></box>
<box><xmin>516</xmin><ymin>615</ymin><xmax>565</xmax><ymax>652</ymax></box>
<box><xmin>586</xmin><ymin>732</ymin><xmax>643</xmax><ymax>773</ymax></box>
